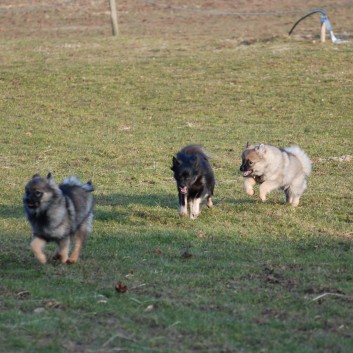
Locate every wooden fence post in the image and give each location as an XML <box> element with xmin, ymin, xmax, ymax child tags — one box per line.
<box><xmin>108</xmin><ymin>0</ymin><xmax>119</xmax><ymax>36</ymax></box>
<box><xmin>320</xmin><ymin>21</ymin><xmax>326</xmax><ymax>42</ymax></box>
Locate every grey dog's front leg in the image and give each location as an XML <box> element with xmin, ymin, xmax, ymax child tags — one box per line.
<box><xmin>31</xmin><ymin>237</ymin><xmax>47</xmax><ymax>264</ymax></box>
<box><xmin>53</xmin><ymin>237</ymin><xmax>70</xmax><ymax>263</ymax></box>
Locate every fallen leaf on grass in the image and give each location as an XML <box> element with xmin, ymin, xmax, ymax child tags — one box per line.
<box><xmin>181</xmin><ymin>251</ymin><xmax>192</xmax><ymax>259</ymax></box>
<box><xmin>125</xmin><ymin>269</ymin><xmax>135</xmax><ymax>278</ymax></box>
<box><xmin>197</xmin><ymin>232</ymin><xmax>206</xmax><ymax>239</ymax></box>
<box><xmin>33</xmin><ymin>307</ymin><xmax>46</xmax><ymax>314</ymax></box>
<box><xmin>263</xmin><ymin>266</ymin><xmax>283</xmax><ymax>284</ymax></box>
<box><xmin>115</xmin><ymin>282</ymin><xmax>128</xmax><ymax>293</ymax></box>
<box><xmin>145</xmin><ymin>304</ymin><xmax>154</xmax><ymax>312</ymax></box>
<box><xmin>266</xmin><ymin>274</ymin><xmax>282</xmax><ymax>284</ymax></box>
<box><xmin>97</xmin><ymin>300</ymin><xmax>108</xmax><ymax>304</ymax></box>
<box><xmin>153</xmin><ymin>248</ymin><xmax>162</xmax><ymax>254</ymax></box>
<box><xmin>16</xmin><ymin>290</ymin><xmax>30</xmax><ymax>299</ymax></box>
<box><xmin>44</xmin><ymin>300</ymin><xmax>62</xmax><ymax>308</ymax></box>
<box><xmin>118</xmin><ymin>125</ymin><xmax>131</xmax><ymax>131</ymax></box>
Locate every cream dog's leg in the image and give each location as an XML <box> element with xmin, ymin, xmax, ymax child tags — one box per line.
<box><xmin>244</xmin><ymin>177</ymin><xmax>256</xmax><ymax>196</ymax></box>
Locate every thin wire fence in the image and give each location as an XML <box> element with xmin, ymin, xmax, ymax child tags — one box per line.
<box><xmin>2</xmin><ymin>1</ymin><xmax>353</xmax><ymax>16</ymax></box>
<box><xmin>0</xmin><ymin>0</ymin><xmax>73</xmax><ymax>13</ymax></box>
<box><xmin>143</xmin><ymin>0</ymin><xmax>353</xmax><ymax>17</ymax></box>
<box><xmin>1</xmin><ymin>1</ymin><xmax>352</xmax><ymax>39</ymax></box>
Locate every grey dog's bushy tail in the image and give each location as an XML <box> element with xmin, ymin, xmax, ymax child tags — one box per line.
<box><xmin>62</xmin><ymin>176</ymin><xmax>94</xmax><ymax>192</ymax></box>
<box><xmin>284</xmin><ymin>146</ymin><xmax>312</xmax><ymax>176</ymax></box>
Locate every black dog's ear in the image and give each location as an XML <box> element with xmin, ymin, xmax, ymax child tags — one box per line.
<box><xmin>192</xmin><ymin>155</ymin><xmax>200</xmax><ymax>168</ymax></box>
<box><xmin>47</xmin><ymin>172</ymin><xmax>52</xmax><ymax>179</ymax></box>
<box><xmin>172</xmin><ymin>157</ymin><xmax>180</xmax><ymax>165</ymax></box>
<box><xmin>32</xmin><ymin>173</ymin><xmax>40</xmax><ymax>179</ymax></box>
<box><xmin>246</xmin><ymin>142</ymin><xmax>250</xmax><ymax>148</ymax></box>
<box><xmin>171</xmin><ymin>157</ymin><xmax>180</xmax><ymax>170</ymax></box>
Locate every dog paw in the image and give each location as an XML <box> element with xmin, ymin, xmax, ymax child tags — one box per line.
<box><xmin>66</xmin><ymin>258</ymin><xmax>78</xmax><ymax>264</ymax></box>
<box><xmin>246</xmin><ymin>189</ymin><xmax>255</xmax><ymax>196</ymax></box>
<box><xmin>179</xmin><ymin>212</ymin><xmax>187</xmax><ymax>218</ymax></box>
<box><xmin>190</xmin><ymin>213</ymin><xmax>199</xmax><ymax>220</ymax></box>
<box><xmin>207</xmin><ymin>200</ymin><xmax>213</xmax><ymax>208</ymax></box>
<box><xmin>53</xmin><ymin>254</ymin><xmax>69</xmax><ymax>263</ymax></box>
<box><xmin>37</xmin><ymin>256</ymin><xmax>47</xmax><ymax>265</ymax></box>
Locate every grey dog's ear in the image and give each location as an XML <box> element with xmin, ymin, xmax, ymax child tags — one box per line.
<box><xmin>256</xmin><ymin>144</ymin><xmax>266</xmax><ymax>156</ymax></box>
<box><xmin>46</xmin><ymin>172</ymin><xmax>58</xmax><ymax>187</ymax></box>
<box><xmin>32</xmin><ymin>173</ymin><xmax>40</xmax><ymax>179</ymax></box>
<box><xmin>246</xmin><ymin>142</ymin><xmax>250</xmax><ymax>148</ymax></box>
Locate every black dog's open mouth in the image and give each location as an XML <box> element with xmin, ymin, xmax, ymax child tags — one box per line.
<box><xmin>180</xmin><ymin>186</ymin><xmax>188</xmax><ymax>194</ymax></box>
<box><xmin>242</xmin><ymin>170</ymin><xmax>253</xmax><ymax>177</ymax></box>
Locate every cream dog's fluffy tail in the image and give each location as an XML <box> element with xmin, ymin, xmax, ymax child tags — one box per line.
<box><xmin>284</xmin><ymin>146</ymin><xmax>312</xmax><ymax>176</ymax></box>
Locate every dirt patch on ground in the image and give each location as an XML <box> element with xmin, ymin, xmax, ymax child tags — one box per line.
<box><xmin>1</xmin><ymin>0</ymin><xmax>352</xmax><ymax>41</ymax></box>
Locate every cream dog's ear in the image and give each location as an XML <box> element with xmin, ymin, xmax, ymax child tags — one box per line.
<box><xmin>256</xmin><ymin>144</ymin><xmax>266</xmax><ymax>156</ymax></box>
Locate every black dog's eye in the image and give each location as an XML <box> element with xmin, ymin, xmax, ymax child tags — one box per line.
<box><xmin>248</xmin><ymin>161</ymin><xmax>254</xmax><ymax>166</ymax></box>
<box><xmin>34</xmin><ymin>190</ymin><xmax>43</xmax><ymax>198</ymax></box>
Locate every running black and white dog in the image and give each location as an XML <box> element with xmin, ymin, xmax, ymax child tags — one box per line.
<box><xmin>171</xmin><ymin>145</ymin><xmax>215</xmax><ymax>219</ymax></box>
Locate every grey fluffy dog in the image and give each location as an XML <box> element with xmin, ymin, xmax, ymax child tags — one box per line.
<box><xmin>23</xmin><ymin>173</ymin><xmax>94</xmax><ymax>264</ymax></box>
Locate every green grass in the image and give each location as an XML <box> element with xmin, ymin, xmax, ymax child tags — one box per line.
<box><xmin>0</xmin><ymin>34</ymin><xmax>352</xmax><ymax>352</ymax></box>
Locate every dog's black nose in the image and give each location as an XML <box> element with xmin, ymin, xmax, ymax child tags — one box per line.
<box><xmin>240</xmin><ymin>165</ymin><xmax>244</xmax><ymax>171</ymax></box>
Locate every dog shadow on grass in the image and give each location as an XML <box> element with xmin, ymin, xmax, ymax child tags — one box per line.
<box><xmin>96</xmin><ymin>193</ymin><xmax>258</xmax><ymax>208</ymax></box>
<box><xmin>96</xmin><ymin>193</ymin><xmax>176</xmax><ymax>208</ymax></box>
<box><xmin>94</xmin><ymin>193</ymin><xmax>260</xmax><ymax>223</ymax></box>
<box><xmin>94</xmin><ymin>193</ymin><xmax>177</xmax><ymax>222</ymax></box>
<box><xmin>215</xmin><ymin>198</ymin><xmax>257</xmax><ymax>205</ymax></box>
<box><xmin>0</xmin><ymin>204</ymin><xmax>24</xmax><ymax>219</ymax></box>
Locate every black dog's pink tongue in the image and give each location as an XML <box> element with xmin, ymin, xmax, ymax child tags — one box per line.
<box><xmin>180</xmin><ymin>186</ymin><xmax>188</xmax><ymax>194</ymax></box>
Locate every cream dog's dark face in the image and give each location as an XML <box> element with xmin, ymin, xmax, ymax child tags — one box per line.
<box><xmin>240</xmin><ymin>144</ymin><xmax>267</xmax><ymax>178</ymax></box>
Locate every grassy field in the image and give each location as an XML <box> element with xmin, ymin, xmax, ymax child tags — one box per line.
<box><xmin>1</xmin><ymin>23</ymin><xmax>353</xmax><ymax>353</ymax></box>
